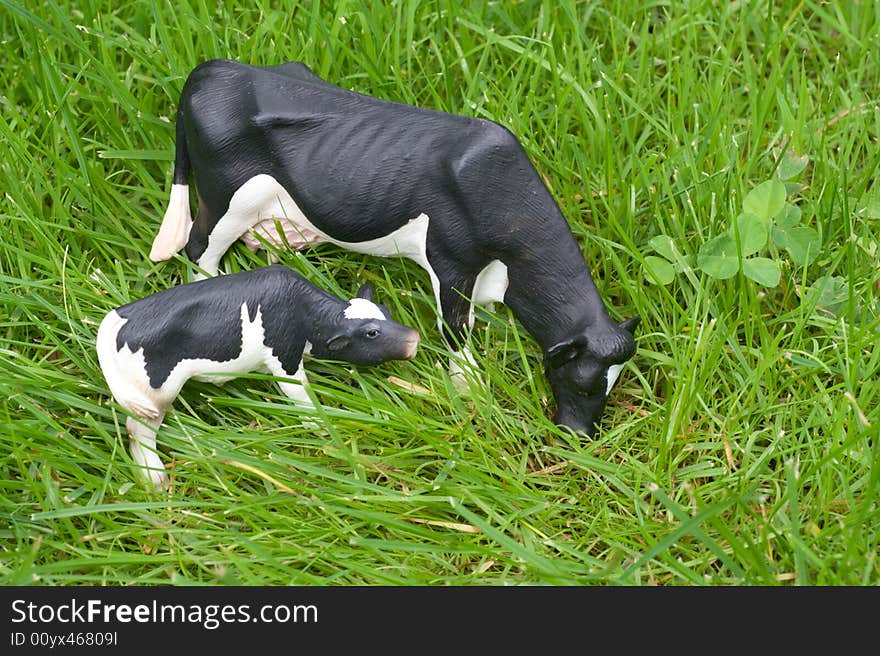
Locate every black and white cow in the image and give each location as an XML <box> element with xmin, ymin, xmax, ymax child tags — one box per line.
<box><xmin>149</xmin><ymin>59</ymin><xmax>639</xmax><ymax>436</ymax></box>
<box><xmin>96</xmin><ymin>264</ymin><xmax>420</xmax><ymax>488</ymax></box>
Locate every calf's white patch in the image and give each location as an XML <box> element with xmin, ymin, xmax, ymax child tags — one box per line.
<box><xmin>344</xmin><ymin>298</ymin><xmax>388</xmax><ymax>321</ymax></box>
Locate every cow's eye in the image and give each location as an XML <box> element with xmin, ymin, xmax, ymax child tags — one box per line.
<box><xmin>365</xmin><ymin>328</ymin><xmax>380</xmax><ymax>339</ymax></box>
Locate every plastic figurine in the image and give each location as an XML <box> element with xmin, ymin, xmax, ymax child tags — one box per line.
<box><xmin>149</xmin><ymin>59</ymin><xmax>639</xmax><ymax>436</ymax></box>
<box><xmin>97</xmin><ymin>264</ymin><xmax>420</xmax><ymax>488</ymax></box>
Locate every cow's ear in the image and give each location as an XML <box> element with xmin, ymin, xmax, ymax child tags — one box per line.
<box><xmin>546</xmin><ymin>337</ymin><xmax>583</xmax><ymax>368</ymax></box>
<box><xmin>327</xmin><ymin>334</ymin><xmax>352</xmax><ymax>352</ymax></box>
<box><xmin>619</xmin><ymin>316</ymin><xmax>641</xmax><ymax>335</ymax></box>
<box><xmin>356</xmin><ymin>284</ymin><xmax>374</xmax><ymax>302</ymax></box>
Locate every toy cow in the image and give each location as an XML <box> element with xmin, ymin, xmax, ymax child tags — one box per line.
<box><xmin>96</xmin><ymin>264</ymin><xmax>420</xmax><ymax>488</ymax></box>
<box><xmin>149</xmin><ymin>59</ymin><xmax>639</xmax><ymax>436</ymax></box>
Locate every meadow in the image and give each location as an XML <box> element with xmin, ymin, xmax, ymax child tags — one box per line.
<box><xmin>0</xmin><ymin>0</ymin><xmax>877</xmax><ymax>585</ymax></box>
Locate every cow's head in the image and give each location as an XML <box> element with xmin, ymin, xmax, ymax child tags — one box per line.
<box><xmin>311</xmin><ymin>283</ymin><xmax>421</xmax><ymax>365</ymax></box>
<box><xmin>544</xmin><ymin>316</ymin><xmax>640</xmax><ymax>436</ymax></box>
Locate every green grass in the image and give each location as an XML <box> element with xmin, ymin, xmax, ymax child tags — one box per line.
<box><xmin>1</xmin><ymin>0</ymin><xmax>878</xmax><ymax>586</ymax></box>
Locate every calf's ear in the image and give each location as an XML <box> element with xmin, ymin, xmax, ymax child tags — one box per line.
<box><xmin>619</xmin><ymin>316</ymin><xmax>641</xmax><ymax>334</ymax></box>
<box><xmin>356</xmin><ymin>284</ymin><xmax>374</xmax><ymax>302</ymax></box>
<box><xmin>327</xmin><ymin>334</ymin><xmax>352</xmax><ymax>352</ymax></box>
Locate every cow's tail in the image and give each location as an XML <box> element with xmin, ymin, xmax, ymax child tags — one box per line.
<box><xmin>149</xmin><ymin>107</ymin><xmax>192</xmax><ymax>262</ymax></box>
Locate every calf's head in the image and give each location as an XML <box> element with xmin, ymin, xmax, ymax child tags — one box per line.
<box><xmin>311</xmin><ymin>284</ymin><xmax>420</xmax><ymax>365</ymax></box>
<box><xmin>544</xmin><ymin>316</ymin><xmax>640</xmax><ymax>436</ymax></box>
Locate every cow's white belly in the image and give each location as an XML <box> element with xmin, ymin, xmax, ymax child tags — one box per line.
<box><xmin>205</xmin><ymin>174</ymin><xmax>429</xmax><ymax>265</ymax></box>
<box><xmin>237</xmin><ymin>177</ymin><xmax>426</xmax><ymax>261</ymax></box>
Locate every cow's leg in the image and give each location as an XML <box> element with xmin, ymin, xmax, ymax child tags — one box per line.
<box><xmin>264</xmin><ymin>354</ymin><xmax>320</xmax><ymax>430</ymax></box>
<box><xmin>127</xmin><ymin>412</ymin><xmax>168</xmax><ymax>490</ymax></box>
<box><xmin>274</xmin><ymin>361</ymin><xmax>313</xmax><ymax>409</ymax></box>
<box><xmin>190</xmin><ymin>204</ymin><xmax>245</xmax><ymax>280</ymax></box>
<box><xmin>185</xmin><ymin>203</ymin><xmax>226</xmax><ymax>279</ymax></box>
<box><xmin>421</xmin><ymin>214</ymin><xmax>485</xmax><ymax>389</ymax></box>
<box><xmin>433</xmin><ymin>267</ymin><xmax>482</xmax><ymax>390</ymax></box>
<box><xmin>189</xmin><ymin>175</ymin><xmax>312</xmax><ymax>280</ymax></box>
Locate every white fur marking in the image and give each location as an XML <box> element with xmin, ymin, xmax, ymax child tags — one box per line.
<box><xmin>263</xmin><ymin>342</ymin><xmax>318</xmax><ymax>430</ymax></box>
<box><xmin>183</xmin><ymin>304</ymin><xmax>271</xmax><ymax>386</ymax></box>
<box><xmin>264</xmin><ymin>340</ymin><xmax>314</xmax><ymax>408</ymax></box>
<box><xmin>150</xmin><ymin>184</ymin><xmax>192</xmax><ymax>262</ymax></box>
<box><xmin>344</xmin><ymin>298</ymin><xmax>387</xmax><ymax>321</ymax></box>
<box><xmin>96</xmin><ymin>310</ymin><xmax>162</xmax><ymax>420</ymax></box>
<box><xmin>472</xmin><ymin>260</ymin><xmax>509</xmax><ymax>307</ymax></box>
<box><xmin>469</xmin><ymin>259</ymin><xmax>509</xmax><ymax>327</ymax></box>
<box><xmin>127</xmin><ymin>415</ymin><xmax>167</xmax><ymax>489</ymax></box>
<box><xmin>268</xmin><ymin>357</ymin><xmax>313</xmax><ymax>407</ymax></box>
<box><xmin>605</xmin><ymin>364</ymin><xmax>624</xmax><ymax>396</ymax></box>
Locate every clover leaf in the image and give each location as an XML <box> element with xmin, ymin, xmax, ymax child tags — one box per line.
<box><xmin>742</xmin><ymin>257</ymin><xmax>781</xmax><ymax>287</ymax></box>
<box><xmin>697</xmin><ymin>234</ymin><xmax>739</xmax><ymax>279</ymax></box>
<box><xmin>743</xmin><ymin>179</ymin><xmax>787</xmax><ymax>220</ymax></box>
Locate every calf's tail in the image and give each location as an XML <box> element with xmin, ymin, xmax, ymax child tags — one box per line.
<box><xmin>149</xmin><ymin>107</ymin><xmax>192</xmax><ymax>261</ymax></box>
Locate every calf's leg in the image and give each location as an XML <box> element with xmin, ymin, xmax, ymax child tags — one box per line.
<box><xmin>127</xmin><ymin>412</ymin><xmax>168</xmax><ymax>490</ymax></box>
<box><xmin>274</xmin><ymin>363</ymin><xmax>313</xmax><ymax>409</ymax></box>
<box><xmin>264</xmin><ymin>355</ymin><xmax>320</xmax><ymax>430</ymax></box>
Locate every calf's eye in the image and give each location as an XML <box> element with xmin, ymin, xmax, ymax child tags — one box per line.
<box><xmin>365</xmin><ymin>329</ymin><xmax>380</xmax><ymax>339</ymax></box>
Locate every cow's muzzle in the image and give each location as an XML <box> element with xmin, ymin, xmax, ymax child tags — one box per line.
<box><xmin>401</xmin><ymin>329</ymin><xmax>420</xmax><ymax>360</ymax></box>
<box><xmin>553</xmin><ymin>394</ymin><xmax>607</xmax><ymax>438</ymax></box>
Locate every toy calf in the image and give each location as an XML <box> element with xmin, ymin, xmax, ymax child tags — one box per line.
<box><xmin>97</xmin><ymin>264</ymin><xmax>420</xmax><ymax>488</ymax></box>
<box><xmin>150</xmin><ymin>59</ymin><xmax>639</xmax><ymax>436</ymax></box>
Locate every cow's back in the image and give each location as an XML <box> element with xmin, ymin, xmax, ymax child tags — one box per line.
<box><xmin>180</xmin><ymin>60</ymin><xmax>497</xmax><ymax>242</ymax></box>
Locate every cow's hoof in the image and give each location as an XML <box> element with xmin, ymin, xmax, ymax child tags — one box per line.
<box><xmin>448</xmin><ymin>349</ymin><xmax>483</xmax><ymax>393</ymax></box>
<box><xmin>450</xmin><ymin>368</ymin><xmax>470</xmax><ymax>393</ymax></box>
<box><xmin>143</xmin><ymin>466</ymin><xmax>169</xmax><ymax>491</ymax></box>
<box><xmin>301</xmin><ymin>419</ymin><xmax>321</xmax><ymax>431</ymax></box>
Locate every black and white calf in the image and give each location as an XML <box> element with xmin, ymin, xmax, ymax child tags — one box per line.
<box><xmin>150</xmin><ymin>59</ymin><xmax>639</xmax><ymax>436</ymax></box>
<box><xmin>97</xmin><ymin>264</ymin><xmax>420</xmax><ymax>488</ymax></box>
